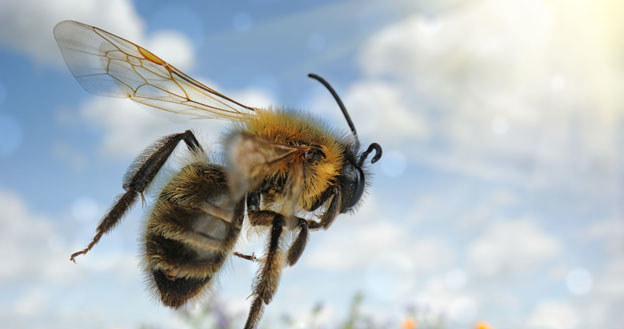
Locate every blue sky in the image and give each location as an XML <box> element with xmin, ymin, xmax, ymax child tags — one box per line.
<box><xmin>1</xmin><ymin>0</ymin><xmax>623</xmax><ymax>329</ymax></box>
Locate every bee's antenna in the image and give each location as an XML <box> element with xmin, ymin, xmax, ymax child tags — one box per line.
<box><xmin>308</xmin><ymin>73</ymin><xmax>359</xmax><ymax>146</ymax></box>
<box><xmin>358</xmin><ymin>142</ymin><xmax>382</xmax><ymax>167</ymax></box>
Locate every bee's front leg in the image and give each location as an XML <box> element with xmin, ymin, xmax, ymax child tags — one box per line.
<box><xmin>306</xmin><ymin>186</ymin><xmax>341</xmax><ymax>230</ymax></box>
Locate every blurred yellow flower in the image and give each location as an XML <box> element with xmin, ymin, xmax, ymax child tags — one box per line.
<box><xmin>475</xmin><ymin>321</ymin><xmax>492</xmax><ymax>329</ymax></box>
<box><xmin>402</xmin><ymin>317</ymin><xmax>417</xmax><ymax>329</ymax></box>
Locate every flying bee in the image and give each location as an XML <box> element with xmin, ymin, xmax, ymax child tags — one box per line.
<box><xmin>54</xmin><ymin>20</ymin><xmax>382</xmax><ymax>329</ymax></box>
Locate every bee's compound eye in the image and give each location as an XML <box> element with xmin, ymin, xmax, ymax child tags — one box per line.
<box><xmin>340</xmin><ymin>161</ymin><xmax>365</xmax><ymax>212</ymax></box>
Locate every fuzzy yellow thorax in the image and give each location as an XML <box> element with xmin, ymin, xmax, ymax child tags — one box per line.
<box><xmin>244</xmin><ymin>108</ymin><xmax>346</xmax><ymax>209</ymax></box>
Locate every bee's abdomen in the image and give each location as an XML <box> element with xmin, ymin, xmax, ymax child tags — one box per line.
<box><xmin>144</xmin><ymin>162</ymin><xmax>244</xmax><ymax>308</ymax></box>
<box><xmin>151</xmin><ymin>265</ymin><xmax>211</xmax><ymax>308</ymax></box>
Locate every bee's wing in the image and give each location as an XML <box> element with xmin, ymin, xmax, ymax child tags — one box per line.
<box><xmin>224</xmin><ymin>132</ymin><xmax>306</xmax><ymax>202</ymax></box>
<box><xmin>53</xmin><ymin>20</ymin><xmax>257</xmax><ymax>120</ymax></box>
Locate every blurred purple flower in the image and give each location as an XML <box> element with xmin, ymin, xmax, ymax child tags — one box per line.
<box><xmin>216</xmin><ymin>309</ymin><xmax>230</xmax><ymax>329</ymax></box>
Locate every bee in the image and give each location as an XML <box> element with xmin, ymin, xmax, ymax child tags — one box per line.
<box><xmin>54</xmin><ymin>20</ymin><xmax>382</xmax><ymax>329</ymax></box>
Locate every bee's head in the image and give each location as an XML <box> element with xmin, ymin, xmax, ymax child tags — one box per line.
<box><xmin>338</xmin><ymin>143</ymin><xmax>382</xmax><ymax>212</ymax></box>
<box><xmin>308</xmin><ymin>73</ymin><xmax>383</xmax><ymax>212</ymax></box>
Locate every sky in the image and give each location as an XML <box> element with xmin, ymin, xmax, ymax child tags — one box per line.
<box><xmin>1</xmin><ymin>0</ymin><xmax>623</xmax><ymax>328</ymax></box>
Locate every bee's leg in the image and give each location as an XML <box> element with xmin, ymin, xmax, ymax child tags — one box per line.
<box><xmin>306</xmin><ymin>186</ymin><xmax>341</xmax><ymax>230</ymax></box>
<box><xmin>245</xmin><ymin>298</ymin><xmax>264</xmax><ymax>329</ymax></box>
<box><xmin>234</xmin><ymin>252</ymin><xmax>257</xmax><ymax>262</ymax></box>
<box><xmin>248</xmin><ymin>210</ymin><xmax>279</xmax><ymax>226</ymax></box>
<box><xmin>247</xmin><ymin>209</ymin><xmax>308</xmax><ymax>266</ymax></box>
<box><xmin>244</xmin><ymin>214</ymin><xmax>285</xmax><ymax>329</ymax></box>
<box><xmin>255</xmin><ymin>214</ymin><xmax>285</xmax><ymax>302</ymax></box>
<box><xmin>286</xmin><ymin>218</ymin><xmax>308</xmax><ymax>266</ymax></box>
<box><xmin>246</xmin><ymin>192</ymin><xmax>308</xmax><ymax>266</ymax></box>
<box><xmin>70</xmin><ymin>130</ymin><xmax>203</xmax><ymax>262</ymax></box>
<box><xmin>246</xmin><ymin>192</ymin><xmax>279</xmax><ymax>226</ymax></box>
<box><xmin>245</xmin><ymin>192</ymin><xmax>263</xmax><ymax>221</ymax></box>
<box><xmin>245</xmin><ymin>192</ymin><xmax>301</xmax><ymax>225</ymax></box>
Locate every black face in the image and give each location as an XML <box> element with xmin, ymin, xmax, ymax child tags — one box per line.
<box><xmin>337</xmin><ymin>143</ymin><xmax>382</xmax><ymax>213</ymax></box>
<box><xmin>338</xmin><ymin>156</ymin><xmax>366</xmax><ymax>212</ymax></box>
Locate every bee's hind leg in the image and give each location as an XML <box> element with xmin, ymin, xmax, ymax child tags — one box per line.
<box><xmin>70</xmin><ymin>130</ymin><xmax>204</xmax><ymax>262</ymax></box>
<box><xmin>244</xmin><ymin>214</ymin><xmax>285</xmax><ymax>329</ymax></box>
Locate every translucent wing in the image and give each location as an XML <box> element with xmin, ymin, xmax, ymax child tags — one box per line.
<box><xmin>53</xmin><ymin>20</ymin><xmax>257</xmax><ymax>120</ymax></box>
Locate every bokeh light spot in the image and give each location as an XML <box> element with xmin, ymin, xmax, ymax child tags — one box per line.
<box><xmin>566</xmin><ymin>267</ymin><xmax>592</xmax><ymax>295</ymax></box>
<box><xmin>0</xmin><ymin>114</ymin><xmax>22</xmax><ymax>157</ymax></box>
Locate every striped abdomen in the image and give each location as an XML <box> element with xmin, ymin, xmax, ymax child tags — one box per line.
<box><xmin>144</xmin><ymin>162</ymin><xmax>244</xmax><ymax>308</ymax></box>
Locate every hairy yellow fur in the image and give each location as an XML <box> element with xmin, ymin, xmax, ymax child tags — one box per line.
<box><xmin>243</xmin><ymin>108</ymin><xmax>346</xmax><ymax>210</ymax></box>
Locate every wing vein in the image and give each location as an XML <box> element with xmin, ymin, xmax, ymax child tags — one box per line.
<box><xmin>54</xmin><ymin>20</ymin><xmax>257</xmax><ymax>120</ymax></box>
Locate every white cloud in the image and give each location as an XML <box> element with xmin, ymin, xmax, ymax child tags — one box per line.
<box><xmin>69</xmin><ymin>196</ymin><xmax>101</xmax><ymax>222</ymax></box>
<box><xmin>0</xmin><ymin>0</ymin><xmax>197</xmax><ymax>73</ymax></box>
<box><xmin>455</xmin><ymin>189</ymin><xmax>519</xmax><ymax>230</ymax></box>
<box><xmin>593</xmin><ymin>257</ymin><xmax>624</xmax><ymax>300</ymax></box>
<box><xmin>528</xmin><ymin>301</ymin><xmax>579</xmax><ymax>329</ymax></box>
<box><xmin>539</xmin><ymin>256</ymin><xmax>624</xmax><ymax>328</ymax></box>
<box><xmin>0</xmin><ymin>189</ymin><xmax>168</xmax><ymax>329</ymax></box>
<box><xmin>12</xmin><ymin>288</ymin><xmax>49</xmax><ymax>316</ymax></box>
<box><xmin>0</xmin><ymin>0</ymin><xmax>144</xmax><ymax>65</ymax></box>
<box><xmin>582</xmin><ymin>257</ymin><xmax>624</xmax><ymax>328</ymax></box>
<box><xmin>303</xmin><ymin>80</ymin><xmax>427</xmax><ymax>147</ymax></box>
<box><xmin>344</xmin><ymin>80</ymin><xmax>429</xmax><ymax>144</ymax></box>
<box><xmin>52</xmin><ymin>142</ymin><xmax>87</xmax><ymax>171</ymax></box>
<box><xmin>409</xmin><ymin>276</ymin><xmax>478</xmax><ymax>325</ymax></box>
<box><xmin>146</xmin><ymin>30</ymin><xmax>195</xmax><ymax>71</ymax></box>
<box><xmin>448</xmin><ymin>296</ymin><xmax>478</xmax><ymax>323</ymax></box>
<box><xmin>467</xmin><ymin>218</ymin><xmax>561</xmax><ymax>278</ymax></box>
<box><xmin>354</xmin><ymin>0</ymin><xmax>624</xmax><ymax>193</ymax></box>
<box><xmin>81</xmin><ymin>97</ymin><xmax>205</xmax><ymax>158</ymax></box>
<box><xmin>585</xmin><ymin>218</ymin><xmax>624</xmax><ymax>254</ymax></box>
<box><xmin>0</xmin><ymin>189</ymin><xmax>142</xmax><ymax>283</ymax></box>
<box><xmin>0</xmin><ymin>189</ymin><xmax>76</xmax><ymax>283</ymax></box>
<box><xmin>306</xmin><ymin>197</ymin><xmax>455</xmax><ymax>273</ymax></box>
